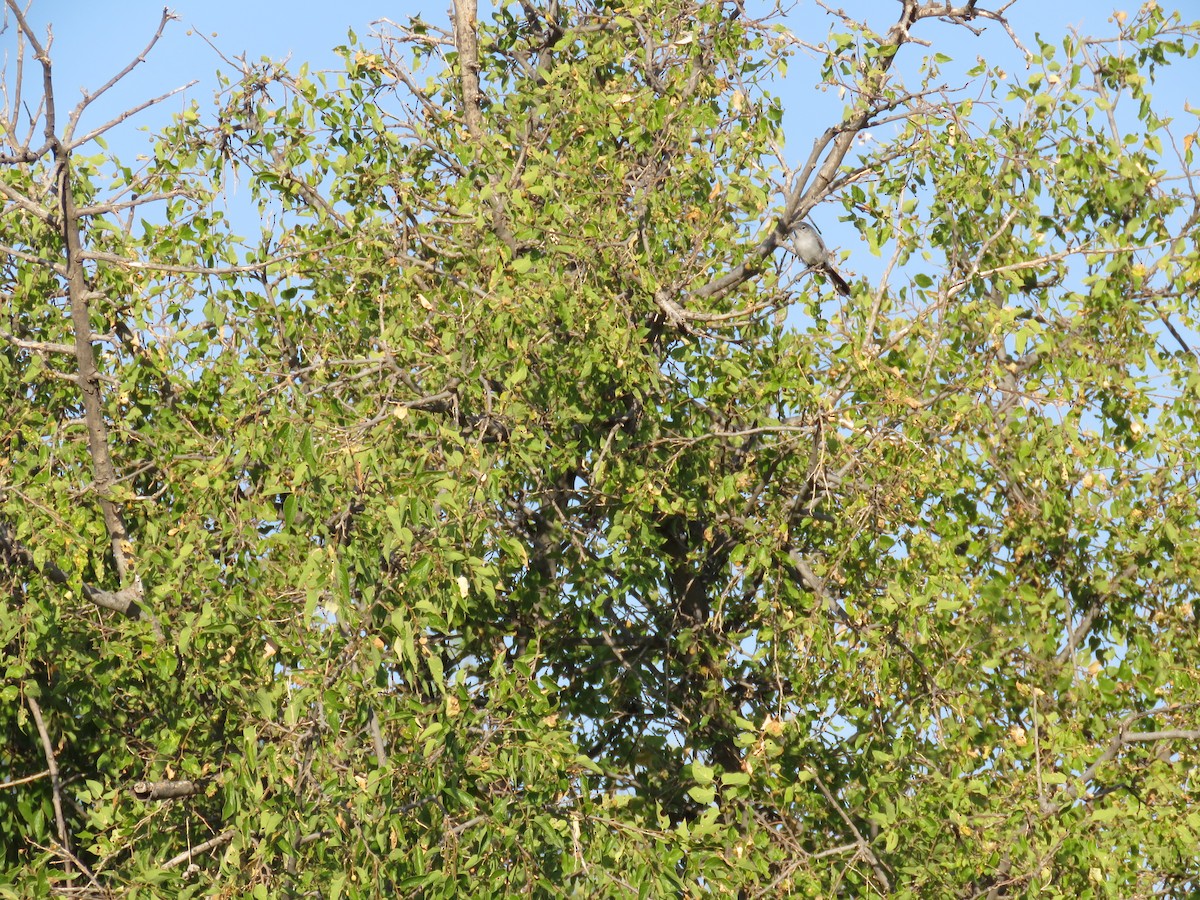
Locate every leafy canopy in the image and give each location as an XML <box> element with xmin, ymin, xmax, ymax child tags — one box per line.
<box><xmin>2</xmin><ymin>1</ymin><xmax>1199</xmax><ymax>896</ymax></box>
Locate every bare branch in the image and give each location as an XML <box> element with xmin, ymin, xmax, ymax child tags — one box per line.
<box><xmin>1</xmin><ymin>493</ymin><xmax>160</xmax><ymax>631</ymax></box>
<box><xmin>0</xmin><ymin>242</ymin><xmax>64</xmax><ymax>273</ymax></box>
<box><xmin>788</xmin><ymin>550</ymin><xmax>852</xmax><ymax>624</ymax></box>
<box><xmin>4</xmin><ymin>0</ymin><xmax>56</xmax><ymax>148</ymax></box>
<box><xmin>63</xmin><ymin>7</ymin><xmax>181</xmax><ymax>144</ymax></box>
<box><xmin>0</xmin><ymin>330</ymin><xmax>76</xmax><ymax>354</ymax></box>
<box><xmin>452</xmin><ymin>0</ymin><xmax>483</xmax><ymax>137</ymax></box>
<box><xmin>0</xmin><ymin>144</ymin><xmax>51</xmax><ymax>164</ymax></box>
<box><xmin>132</xmin><ymin>779</ymin><xmax>202</xmax><ymax>802</ymax></box>
<box><xmin>1055</xmin><ymin>563</ymin><xmax>1139</xmax><ymax>666</ymax></box>
<box><xmin>67</xmin><ymin>81</ymin><xmax>196</xmax><ymax>151</ymax></box>
<box><xmin>80</xmin><ymin>242</ymin><xmax>351</xmax><ymax>277</ymax></box>
<box><xmin>0</xmin><ymin>176</ymin><xmax>53</xmax><ymax>221</ymax></box>
<box><xmin>162</xmin><ymin>830</ymin><xmax>235</xmax><ymax>870</ymax></box>
<box><xmin>452</xmin><ymin>0</ymin><xmax>519</xmax><ymax>253</ymax></box>
<box><xmin>812</xmin><ymin>772</ymin><xmax>891</xmax><ymax>893</ymax></box>
<box><xmin>58</xmin><ymin>156</ymin><xmax>151</xmax><ymax>626</ymax></box>
<box><xmin>25</xmin><ymin>694</ymin><xmax>73</xmax><ymax>873</ymax></box>
<box><xmin>1067</xmin><ymin>705</ymin><xmax>1200</xmax><ymax>803</ymax></box>
<box><xmin>1124</xmin><ymin>729</ymin><xmax>1200</xmax><ymax>744</ymax></box>
<box><xmin>0</xmin><ymin>768</ymin><xmax>50</xmax><ymax>789</ymax></box>
<box><xmin>76</xmin><ymin>189</ymin><xmax>193</xmax><ymax>217</ymax></box>
<box><xmin>369</xmin><ymin>707</ymin><xmax>388</xmax><ymax>767</ymax></box>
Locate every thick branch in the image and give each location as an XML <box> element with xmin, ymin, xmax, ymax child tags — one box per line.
<box><xmin>10</xmin><ymin>15</ymin><xmax>165</xmax><ymax>639</ymax></box>
<box><xmin>452</xmin><ymin>0</ymin><xmax>519</xmax><ymax>253</ymax></box>
<box><xmin>0</xmin><ymin>177</ymin><xmax>54</xmax><ymax>221</ymax></box>
<box><xmin>59</xmin><ymin>154</ymin><xmax>149</xmax><ymax>612</ymax></box>
<box><xmin>788</xmin><ymin>550</ymin><xmax>851</xmax><ymax>624</ymax></box>
<box><xmin>75</xmin><ymin>189</ymin><xmax>192</xmax><ymax>217</ymax></box>
<box><xmin>452</xmin><ymin>0</ymin><xmax>484</xmax><ymax>137</ymax></box>
<box><xmin>0</xmin><ymin>516</ymin><xmax>156</xmax><ymax>620</ymax></box>
<box><xmin>0</xmin><ymin>330</ymin><xmax>76</xmax><ymax>354</ymax></box>
<box><xmin>132</xmin><ymin>779</ymin><xmax>202</xmax><ymax>802</ymax></box>
<box><xmin>0</xmin><ymin>241</ymin><xmax>64</xmax><ymax>272</ymax></box>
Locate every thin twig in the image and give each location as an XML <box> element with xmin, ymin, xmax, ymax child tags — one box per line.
<box><xmin>162</xmin><ymin>829</ymin><xmax>235</xmax><ymax>870</ymax></box>
<box><xmin>0</xmin><ymin>768</ymin><xmax>51</xmax><ymax>789</ymax></box>
<box><xmin>811</xmin><ymin>772</ymin><xmax>890</xmax><ymax>893</ymax></box>
<box><xmin>81</xmin><ymin>241</ymin><xmax>352</xmax><ymax>276</ymax></box>
<box><xmin>68</xmin><ymin>83</ymin><xmax>197</xmax><ymax>151</ymax></box>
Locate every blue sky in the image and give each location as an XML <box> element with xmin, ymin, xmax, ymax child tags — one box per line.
<box><xmin>17</xmin><ymin>1</ymin><xmax>1199</xmax><ymax>265</ymax></box>
<box><xmin>33</xmin><ymin>1</ymin><xmax>1195</xmax><ymax>160</ymax></box>
<box><xmin>26</xmin><ymin>0</ymin><xmax>424</xmax><ymax>157</ymax></box>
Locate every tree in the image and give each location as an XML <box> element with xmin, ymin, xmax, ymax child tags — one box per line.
<box><xmin>2</xmin><ymin>0</ymin><xmax>1199</xmax><ymax>895</ymax></box>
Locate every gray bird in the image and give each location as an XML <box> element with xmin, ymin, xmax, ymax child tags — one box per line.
<box><xmin>792</xmin><ymin>222</ymin><xmax>851</xmax><ymax>296</ymax></box>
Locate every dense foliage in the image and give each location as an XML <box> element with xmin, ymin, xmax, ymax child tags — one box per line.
<box><xmin>3</xmin><ymin>0</ymin><xmax>1199</xmax><ymax>896</ymax></box>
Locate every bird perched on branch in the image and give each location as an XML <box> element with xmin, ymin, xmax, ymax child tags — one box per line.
<box><xmin>792</xmin><ymin>221</ymin><xmax>851</xmax><ymax>296</ymax></box>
